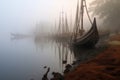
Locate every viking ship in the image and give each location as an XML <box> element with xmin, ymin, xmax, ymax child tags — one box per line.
<box><xmin>71</xmin><ymin>0</ymin><xmax>99</xmax><ymax>47</ymax></box>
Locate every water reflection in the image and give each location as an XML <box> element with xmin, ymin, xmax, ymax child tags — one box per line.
<box><xmin>8</xmin><ymin>37</ymin><xmax>105</xmax><ymax>80</ymax></box>
<box><xmin>34</xmin><ymin>38</ymin><xmax>75</xmax><ymax>73</ymax></box>
<box><xmin>54</xmin><ymin>40</ymin><xmax>105</xmax><ymax>73</ymax></box>
<box><xmin>70</xmin><ymin>46</ymin><xmax>105</xmax><ymax>64</ymax></box>
<box><xmin>55</xmin><ymin>41</ymin><xmax>75</xmax><ymax>73</ymax></box>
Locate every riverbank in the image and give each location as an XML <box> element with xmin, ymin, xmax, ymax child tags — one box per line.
<box><xmin>64</xmin><ymin>34</ymin><xmax>120</xmax><ymax>80</ymax></box>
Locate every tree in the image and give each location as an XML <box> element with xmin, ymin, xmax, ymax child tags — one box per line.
<box><xmin>89</xmin><ymin>0</ymin><xmax>120</xmax><ymax>32</ymax></box>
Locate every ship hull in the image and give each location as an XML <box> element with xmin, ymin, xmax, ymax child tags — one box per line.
<box><xmin>72</xmin><ymin>18</ymin><xmax>99</xmax><ymax>47</ymax></box>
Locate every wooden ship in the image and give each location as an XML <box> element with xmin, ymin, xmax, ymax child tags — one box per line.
<box><xmin>71</xmin><ymin>0</ymin><xmax>99</xmax><ymax>47</ymax></box>
<box><xmin>54</xmin><ymin>12</ymin><xmax>71</xmax><ymax>42</ymax></box>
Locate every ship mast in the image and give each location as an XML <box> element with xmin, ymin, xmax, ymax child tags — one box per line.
<box><xmin>80</xmin><ymin>0</ymin><xmax>84</xmax><ymax>34</ymax></box>
<box><xmin>73</xmin><ymin>0</ymin><xmax>80</xmax><ymax>40</ymax></box>
<box><xmin>65</xmin><ymin>13</ymin><xmax>69</xmax><ymax>34</ymax></box>
<box><xmin>61</xmin><ymin>11</ymin><xmax>65</xmax><ymax>34</ymax></box>
<box><xmin>58</xmin><ymin>13</ymin><xmax>62</xmax><ymax>35</ymax></box>
<box><xmin>73</xmin><ymin>0</ymin><xmax>85</xmax><ymax>41</ymax></box>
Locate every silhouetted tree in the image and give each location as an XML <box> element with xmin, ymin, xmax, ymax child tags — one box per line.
<box><xmin>90</xmin><ymin>0</ymin><xmax>120</xmax><ymax>32</ymax></box>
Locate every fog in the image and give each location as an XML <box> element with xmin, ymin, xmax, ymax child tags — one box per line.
<box><xmin>0</xmin><ymin>0</ymin><xmax>93</xmax><ymax>35</ymax></box>
<box><xmin>90</xmin><ymin>0</ymin><xmax>120</xmax><ymax>33</ymax></box>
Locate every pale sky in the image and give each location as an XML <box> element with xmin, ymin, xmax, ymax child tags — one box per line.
<box><xmin>0</xmin><ymin>0</ymin><xmax>93</xmax><ymax>34</ymax></box>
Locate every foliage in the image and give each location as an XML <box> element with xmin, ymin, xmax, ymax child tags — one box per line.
<box><xmin>89</xmin><ymin>0</ymin><xmax>120</xmax><ymax>32</ymax></box>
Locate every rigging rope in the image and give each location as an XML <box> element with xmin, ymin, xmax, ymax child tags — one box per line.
<box><xmin>84</xmin><ymin>0</ymin><xmax>92</xmax><ymax>24</ymax></box>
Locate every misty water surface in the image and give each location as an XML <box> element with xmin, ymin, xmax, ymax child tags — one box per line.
<box><xmin>0</xmin><ymin>34</ymin><xmax>104</xmax><ymax>80</ymax></box>
<box><xmin>0</xmin><ymin>35</ymin><xmax>75</xmax><ymax>80</ymax></box>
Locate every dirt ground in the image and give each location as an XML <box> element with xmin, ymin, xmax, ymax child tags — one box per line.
<box><xmin>64</xmin><ymin>34</ymin><xmax>120</xmax><ymax>80</ymax></box>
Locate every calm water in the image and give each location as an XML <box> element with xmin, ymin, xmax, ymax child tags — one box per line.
<box><xmin>0</xmin><ymin>34</ymin><xmax>103</xmax><ymax>80</ymax></box>
<box><xmin>0</xmin><ymin>35</ymin><xmax>74</xmax><ymax>80</ymax></box>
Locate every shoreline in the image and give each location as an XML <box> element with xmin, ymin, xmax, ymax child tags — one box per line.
<box><xmin>64</xmin><ymin>34</ymin><xmax>120</xmax><ymax>80</ymax></box>
<box><xmin>41</xmin><ymin>34</ymin><xmax>120</xmax><ymax>80</ymax></box>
